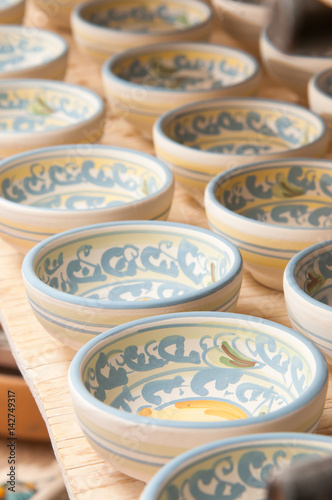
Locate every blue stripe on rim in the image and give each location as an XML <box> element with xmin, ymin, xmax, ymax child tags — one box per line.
<box><xmin>22</xmin><ymin>220</ymin><xmax>243</xmax><ymax>310</ymax></box>
<box><xmin>68</xmin><ymin>311</ymin><xmax>328</xmax><ymax>430</ymax></box>
<box><xmin>284</xmin><ymin>239</ymin><xmax>332</xmax><ymax>314</ymax></box>
<box><xmin>0</xmin><ymin>25</ymin><xmax>68</xmax><ymax>69</ymax></box>
<box><xmin>141</xmin><ymin>431</ymin><xmax>332</xmax><ymax>500</ymax></box>
<box><xmin>102</xmin><ymin>41</ymin><xmax>260</xmax><ymax>93</ymax></box>
<box><xmin>205</xmin><ymin>157</ymin><xmax>332</xmax><ymax>230</ymax></box>
<box><xmin>153</xmin><ymin>98</ymin><xmax>328</xmax><ymax>157</ymax></box>
<box><xmin>73</xmin><ymin>0</ymin><xmax>213</xmax><ymax>37</ymax></box>
<box><xmin>0</xmin><ymin>144</ymin><xmax>174</xmax><ymax>213</ymax></box>
<box><xmin>0</xmin><ymin>79</ymin><xmax>105</xmax><ymax>134</ymax></box>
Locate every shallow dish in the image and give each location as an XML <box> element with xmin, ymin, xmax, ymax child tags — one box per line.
<box><xmin>68</xmin><ymin>311</ymin><xmax>328</xmax><ymax>481</ymax></box>
<box><xmin>212</xmin><ymin>0</ymin><xmax>271</xmax><ymax>54</ymax></box>
<box><xmin>309</xmin><ymin>67</ymin><xmax>332</xmax><ymax>131</ymax></box>
<box><xmin>260</xmin><ymin>25</ymin><xmax>332</xmax><ymax>97</ymax></box>
<box><xmin>0</xmin><ymin>79</ymin><xmax>105</xmax><ymax>158</ymax></box>
<box><xmin>102</xmin><ymin>42</ymin><xmax>260</xmax><ymax>139</ymax></box>
<box><xmin>141</xmin><ymin>432</ymin><xmax>332</xmax><ymax>499</ymax></box>
<box><xmin>0</xmin><ymin>0</ymin><xmax>25</xmax><ymax>23</ymax></box>
<box><xmin>0</xmin><ymin>145</ymin><xmax>174</xmax><ymax>253</ymax></box>
<box><xmin>0</xmin><ymin>26</ymin><xmax>68</xmax><ymax>80</ymax></box>
<box><xmin>72</xmin><ymin>0</ymin><xmax>213</xmax><ymax>61</ymax></box>
<box><xmin>284</xmin><ymin>239</ymin><xmax>332</xmax><ymax>364</ymax></box>
<box><xmin>154</xmin><ymin>98</ymin><xmax>329</xmax><ymax>191</ymax></box>
<box><xmin>22</xmin><ymin>221</ymin><xmax>243</xmax><ymax>349</ymax></box>
<box><xmin>205</xmin><ymin>158</ymin><xmax>332</xmax><ymax>291</ymax></box>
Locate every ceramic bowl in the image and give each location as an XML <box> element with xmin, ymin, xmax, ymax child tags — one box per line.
<box><xmin>205</xmin><ymin>158</ymin><xmax>332</xmax><ymax>291</ymax></box>
<box><xmin>68</xmin><ymin>311</ymin><xmax>328</xmax><ymax>482</ymax></box>
<box><xmin>0</xmin><ymin>79</ymin><xmax>105</xmax><ymax>158</ymax></box>
<box><xmin>102</xmin><ymin>42</ymin><xmax>261</xmax><ymax>139</ymax></box>
<box><xmin>0</xmin><ymin>145</ymin><xmax>174</xmax><ymax>254</ymax></box>
<box><xmin>22</xmin><ymin>221</ymin><xmax>243</xmax><ymax>350</ymax></box>
<box><xmin>141</xmin><ymin>432</ymin><xmax>332</xmax><ymax>499</ymax></box>
<box><xmin>71</xmin><ymin>0</ymin><xmax>213</xmax><ymax>62</ymax></box>
<box><xmin>212</xmin><ymin>0</ymin><xmax>271</xmax><ymax>54</ymax></box>
<box><xmin>0</xmin><ymin>0</ymin><xmax>25</xmax><ymax>23</ymax></box>
<box><xmin>284</xmin><ymin>239</ymin><xmax>332</xmax><ymax>364</ymax></box>
<box><xmin>154</xmin><ymin>97</ymin><xmax>329</xmax><ymax>191</ymax></box>
<box><xmin>309</xmin><ymin>67</ymin><xmax>332</xmax><ymax>131</ymax></box>
<box><xmin>260</xmin><ymin>25</ymin><xmax>332</xmax><ymax>97</ymax></box>
<box><xmin>0</xmin><ymin>26</ymin><xmax>68</xmax><ymax>80</ymax></box>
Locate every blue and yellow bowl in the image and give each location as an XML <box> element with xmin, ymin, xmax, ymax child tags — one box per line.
<box><xmin>284</xmin><ymin>239</ymin><xmax>332</xmax><ymax>364</ymax></box>
<box><xmin>102</xmin><ymin>42</ymin><xmax>261</xmax><ymax>139</ymax></box>
<box><xmin>0</xmin><ymin>79</ymin><xmax>105</xmax><ymax>158</ymax></box>
<box><xmin>68</xmin><ymin>311</ymin><xmax>328</xmax><ymax>481</ymax></box>
<box><xmin>141</xmin><ymin>433</ymin><xmax>332</xmax><ymax>499</ymax></box>
<box><xmin>309</xmin><ymin>67</ymin><xmax>332</xmax><ymax>131</ymax></box>
<box><xmin>0</xmin><ymin>26</ymin><xmax>68</xmax><ymax>80</ymax></box>
<box><xmin>72</xmin><ymin>0</ymin><xmax>213</xmax><ymax>62</ymax></box>
<box><xmin>0</xmin><ymin>145</ymin><xmax>174</xmax><ymax>253</ymax></box>
<box><xmin>22</xmin><ymin>221</ymin><xmax>243</xmax><ymax>350</ymax></box>
<box><xmin>154</xmin><ymin>97</ymin><xmax>329</xmax><ymax>191</ymax></box>
<box><xmin>0</xmin><ymin>0</ymin><xmax>25</xmax><ymax>23</ymax></box>
<box><xmin>205</xmin><ymin>158</ymin><xmax>332</xmax><ymax>291</ymax></box>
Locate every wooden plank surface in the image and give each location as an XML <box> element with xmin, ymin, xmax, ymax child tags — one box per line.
<box><xmin>1</xmin><ymin>2</ymin><xmax>332</xmax><ymax>499</ymax></box>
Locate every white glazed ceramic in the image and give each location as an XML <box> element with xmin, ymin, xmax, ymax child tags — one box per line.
<box><xmin>0</xmin><ymin>26</ymin><xmax>68</xmax><ymax>80</ymax></box>
<box><xmin>205</xmin><ymin>158</ymin><xmax>332</xmax><ymax>291</ymax></box>
<box><xmin>0</xmin><ymin>79</ymin><xmax>105</xmax><ymax>158</ymax></box>
<box><xmin>102</xmin><ymin>42</ymin><xmax>261</xmax><ymax>139</ymax></box>
<box><xmin>71</xmin><ymin>0</ymin><xmax>213</xmax><ymax>62</ymax></box>
<box><xmin>309</xmin><ymin>67</ymin><xmax>332</xmax><ymax>131</ymax></box>
<box><xmin>0</xmin><ymin>145</ymin><xmax>174</xmax><ymax>253</ymax></box>
<box><xmin>212</xmin><ymin>0</ymin><xmax>271</xmax><ymax>54</ymax></box>
<box><xmin>22</xmin><ymin>221</ymin><xmax>243</xmax><ymax>349</ymax></box>
<box><xmin>141</xmin><ymin>433</ymin><xmax>332</xmax><ymax>499</ymax></box>
<box><xmin>153</xmin><ymin>97</ymin><xmax>329</xmax><ymax>191</ymax></box>
<box><xmin>260</xmin><ymin>25</ymin><xmax>332</xmax><ymax>97</ymax></box>
<box><xmin>68</xmin><ymin>311</ymin><xmax>328</xmax><ymax>481</ymax></box>
<box><xmin>284</xmin><ymin>239</ymin><xmax>332</xmax><ymax>364</ymax></box>
<box><xmin>0</xmin><ymin>0</ymin><xmax>25</xmax><ymax>23</ymax></box>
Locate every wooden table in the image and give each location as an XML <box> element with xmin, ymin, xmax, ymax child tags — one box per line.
<box><xmin>1</xmin><ymin>3</ymin><xmax>332</xmax><ymax>499</ymax></box>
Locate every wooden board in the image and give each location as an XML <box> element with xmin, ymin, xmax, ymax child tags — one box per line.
<box><xmin>1</xmin><ymin>2</ymin><xmax>332</xmax><ymax>499</ymax></box>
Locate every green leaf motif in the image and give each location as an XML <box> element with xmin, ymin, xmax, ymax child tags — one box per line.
<box><xmin>28</xmin><ymin>95</ymin><xmax>54</xmax><ymax>115</ymax></box>
<box><xmin>306</xmin><ymin>264</ymin><xmax>326</xmax><ymax>296</ymax></box>
<box><xmin>219</xmin><ymin>341</ymin><xmax>257</xmax><ymax>368</ymax></box>
<box><xmin>272</xmin><ymin>173</ymin><xmax>305</xmax><ymax>198</ymax></box>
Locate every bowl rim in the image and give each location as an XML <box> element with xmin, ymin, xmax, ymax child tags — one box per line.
<box><xmin>68</xmin><ymin>310</ymin><xmax>328</xmax><ymax>429</ymax></box>
<box><xmin>141</xmin><ymin>431</ymin><xmax>332</xmax><ymax>499</ymax></box>
<box><xmin>0</xmin><ymin>25</ymin><xmax>68</xmax><ymax>71</ymax></box>
<box><xmin>102</xmin><ymin>41</ymin><xmax>260</xmax><ymax>94</ymax></box>
<box><xmin>72</xmin><ymin>0</ymin><xmax>213</xmax><ymax>37</ymax></box>
<box><xmin>261</xmin><ymin>25</ymin><xmax>332</xmax><ymax>60</ymax></box>
<box><xmin>153</xmin><ymin>97</ymin><xmax>328</xmax><ymax>159</ymax></box>
<box><xmin>284</xmin><ymin>238</ymin><xmax>332</xmax><ymax>313</ymax></box>
<box><xmin>212</xmin><ymin>0</ymin><xmax>270</xmax><ymax>11</ymax></box>
<box><xmin>204</xmin><ymin>157</ymin><xmax>332</xmax><ymax>231</ymax></box>
<box><xmin>22</xmin><ymin>220</ymin><xmax>243</xmax><ymax>310</ymax></box>
<box><xmin>0</xmin><ymin>144</ymin><xmax>174</xmax><ymax>214</ymax></box>
<box><xmin>309</xmin><ymin>67</ymin><xmax>332</xmax><ymax>99</ymax></box>
<box><xmin>0</xmin><ymin>78</ymin><xmax>105</xmax><ymax>138</ymax></box>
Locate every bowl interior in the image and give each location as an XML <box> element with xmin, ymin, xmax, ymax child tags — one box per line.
<box><xmin>293</xmin><ymin>242</ymin><xmax>332</xmax><ymax>306</ymax></box>
<box><xmin>34</xmin><ymin>225</ymin><xmax>235</xmax><ymax>301</ymax></box>
<box><xmin>0</xmin><ymin>149</ymin><xmax>168</xmax><ymax>210</ymax></box>
<box><xmin>162</xmin><ymin>103</ymin><xmax>321</xmax><ymax>153</ymax></box>
<box><xmin>151</xmin><ymin>435</ymin><xmax>332</xmax><ymax>500</ymax></box>
<box><xmin>112</xmin><ymin>47</ymin><xmax>256</xmax><ymax>90</ymax></box>
<box><xmin>80</xmin><ymin>0</ymin><xmax>208</xmax><ymax>32</ymax></box>
<box><xmin>0</xmin><ymin>83</ymin><xmax>100</xmax><ymax>134</ymax></box>
<box><xmin>316</xmin><ymin>70</ymin><xmax>332</xmax><ymax>98</ymax></box>
<box><xmin>81</xmin><ymin>316</ymin><xmax>316</xmax><ymax>424</ymax></box>
<box><xmin>213</xmin><ymin>162</ymin><xmax>332</xmax><ymax>228</ymax></box>
<box><xmin>0</xmin><ymin>28</ymin><xmax>65</xmax><ymax>72</ymax></box>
